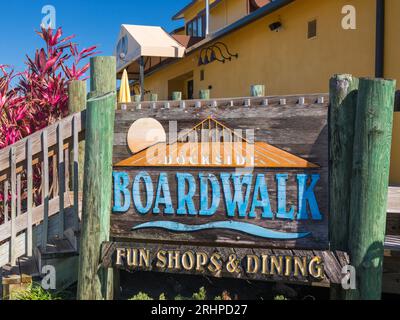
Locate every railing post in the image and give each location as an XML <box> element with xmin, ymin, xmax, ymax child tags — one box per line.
<box><xmin>68</xmin><ymin>80</ymin><xmax>87</xmax><ymax>193</ymax></box>
<box><xmin>346</xmin><ymin>78</ymin><xmax>396</xmax><ymax>300</ymax></box>
<box><xmin>77</xmin><ymin>56</ymin><xmax>116</xmax><ymax>300</ymax></box>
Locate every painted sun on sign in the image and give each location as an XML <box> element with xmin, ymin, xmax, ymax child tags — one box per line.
<box><xmin>115</xmin><ymin>117</ymin><xmax>319</xmax><ymax>169</ymax></box>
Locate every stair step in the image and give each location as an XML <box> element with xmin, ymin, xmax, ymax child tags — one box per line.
<box><xmin>38</xmin><ymin>238</ymin><xmax>78</xmax><ymax>260</ymax></box>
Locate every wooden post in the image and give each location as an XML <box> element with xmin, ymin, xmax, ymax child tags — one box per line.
<box><xmin>139</xmin><ymin>56</ymin><xmax>145</xmax><ymax>102</ymax></box>
<box><xmin>347</xmin><ymin>78</ymin><xmax>396</xmax><ymax>300</ymax></box>
<box><xmin>77</xmin><ymin>56</ymin><xmax>116</xmax><ymax>300</ymax></box>
<box><xmin>68</xmin><ymin>81</ymin><xmax>87</xmax><ymax>193</ymax></box>
<box><xmin>328</xmin><ymin>74</ymin><xmax>359</xmax><ymax>300</ymax></box>
<box><xmin>329</xmin><ymin>75</ymin><xmax>359</xmax><ymax>251</ymax></box>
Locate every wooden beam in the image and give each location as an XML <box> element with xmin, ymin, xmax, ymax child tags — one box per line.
<box><xmin>139</xmin><ymin>56</ymin><xmax>145</xmax><ymax>102</ymax></box>
<box><xmin>347</xmin><ymin>78</ymin><xmax>396</xmax><ymax>300</ymax></box>
<box><xmin>329</xmin><ymin>75</ymin><xmax>359</xmax><ymax>300</ymax></box>
<box><xmin>68</xmin><ymin>81</ymin><xmax>87</xmax><ymax>194</ymax></box>
<box><xmin>77</xmin><ymin>56</ymin><xmax>116</xmax><ymax>301</ymax></box>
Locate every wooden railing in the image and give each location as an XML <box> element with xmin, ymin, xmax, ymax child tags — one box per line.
<box><xmin>0</xmin><ymin>111</ymin><xmax>86</xmax><ymax>267</ymax></box>
<box><xmin>118</xmin><ymin>94</ymin><xmax>329</xmax><ymax>110</ymax></box>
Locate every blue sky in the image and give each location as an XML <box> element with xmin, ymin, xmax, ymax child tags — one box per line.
<box><xmin>0</xmin><ymin>0</ymin><xmax>188</xmax><ymax>72</ymax></box>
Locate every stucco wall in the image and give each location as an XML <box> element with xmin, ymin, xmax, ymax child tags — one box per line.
<box><xmin>385</xmin><ymin>0</ymin><xmax>400</xmax><ymax>90</ymax></box>
<box><xmin>143</xmin><ymin>0</ymin><xmax>400</xmax><ymax>183</ymax></box>
<box><xmin>146</xmin><ymin>0</ymin><xmax>376</xmax><ymax>98</ymax></box>
<box><xmin>391</xmin><ymin>113</ymin><xmax>400</xmax><ymax>185</ymax></box>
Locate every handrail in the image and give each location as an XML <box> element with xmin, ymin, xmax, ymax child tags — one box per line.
<box><xmin>117</xmin><ymin>93</ymin><xmax>329</xmax><ymax>111</ymax></box>
<box><xmin>0</xmin><ymin>110</ymin><xmax>86</xmax><ymax>268</ymax></box>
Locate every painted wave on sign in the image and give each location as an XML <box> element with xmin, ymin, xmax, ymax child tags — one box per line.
<box><xmin>132</xmin><ymin>221</ymin><xmax>311</xmax><ymax>240</ymax></box>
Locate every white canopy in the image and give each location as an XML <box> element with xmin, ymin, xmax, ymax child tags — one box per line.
<box><xmin>115</xmin><ymin>25</ymin><xmax>186</xmax><ymax>74</ymax></box>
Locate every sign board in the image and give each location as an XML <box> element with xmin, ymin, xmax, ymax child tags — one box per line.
<box><xmin>109</xmin><ymin>99</ymin><xmax>340</xmax><ymax>284</ymax></box>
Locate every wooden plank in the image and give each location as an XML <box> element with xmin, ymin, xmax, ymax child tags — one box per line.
<box><xmin>64</xmin><ymin>148</ymin><xmax>70</xmax><ymax>192</ymax></box>
<box><xmin>26</xmin><ymin>138</ymin><xmax>33</xmax><ymax>256</ymax></box>
<box><xmin>101</xmin><ymin>242</ymin><xmax>345</xmax><ymax>286</ymax></box>
<box><xmin>41</xmin><ymin>130</ymin><xmax>49</xmax><ymax>249</ymax></box>
<box><xmin>3</xmin><ymin>180</ymin><xmax>9</xmax><ymax>222</ymax></box>
<box><xmin>16</xmin><ymin>175</ymin><xmax>21</xmax><ymax>218</ymax></box>
<box><xmin>52</xmin><ymin>153</ymin><xmax>58</xmax><ymax>198</ymax></box>
<box><xmin>58</xmin><ymin>122</ymin><xmax>65</xmax><ymax>237</ymax></box>
<box><xmin>73</xmin><ymin>115</ymin><xmax>79</xmax><ymax>231</ymax></box>
<box><xmin>10</xmin><ymin>148</ymin><xmax>17</xmax><ymax>266</ymax></box>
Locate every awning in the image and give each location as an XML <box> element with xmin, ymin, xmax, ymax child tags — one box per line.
<box><xmin>115</xmin><ymin>25</ymin><xmax>186</xmax><ymax>77</ymax></box>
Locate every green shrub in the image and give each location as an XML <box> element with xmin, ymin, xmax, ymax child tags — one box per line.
<box><xmin>192</xmin><ymin>287</ymin><xmax>207</xmax><ymax>300</ymax></box>
<box><xmin>129</xmin><ymin>292</ymin><xmax>154</xmax><ymax>300</ymax></box>
<box><xmin>274</xmin><ymin>295</ymin><xmax>288</xmax><ymax>301</ymax></box>
<box><xmin>12</xmin><ymin>284</ymin><xmax>61</xmax><ymax>300</ymax></box>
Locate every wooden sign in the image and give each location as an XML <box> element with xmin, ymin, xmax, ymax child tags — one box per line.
<box><xmin>101</xmin><ymin>242</ymin><xmax>349</xmax><ymax>286</ymax></box>
<box><xmin>110</xmin><ymin>98</ymin><xmax>331</xmax><ymax>284</ymax></box>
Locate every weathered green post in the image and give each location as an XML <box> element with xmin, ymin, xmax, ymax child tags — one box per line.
<box><xmin>346</xmin><ymin>78</ymin><xmax>396</xmax><ymax>300</ymax></box>
<box><xmin>329</xmin><ymin>74</ymin><xmax>359</xmax><ymax>250</ymax></box>
<box><xmin>329</xmin><ymin>75</ymin><xmax>359</xmax><ymax>299</ymax></box>
<box><xmin>77</xmin><ymin>56</ymin><xmax>116</xmax><ymax>300</ymax></box>
<box><xmin>68</xmin><ymin>80</ymin><xmax>87</xmax><ymax>191</ymax></box>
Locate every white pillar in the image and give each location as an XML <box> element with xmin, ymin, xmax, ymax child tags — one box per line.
<box><xmin>205</xmin><ymin>0</ymin><xmax>210</xmax><ymax>36</ymax></box>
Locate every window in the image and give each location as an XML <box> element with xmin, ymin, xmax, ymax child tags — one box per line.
<box><xmin>200</xmin><ymin>70</ymin><xmax>205</xmax><ymax>81</ymax></box>
<box><xmin>186</xmin><ymin>14</ymin><xmax>206</xmax><ymax>37</ymax></box>
<box><xmin>308</xmin><ymin>19</ymin><xmax>317</xmax><ymax>39</ymax></box>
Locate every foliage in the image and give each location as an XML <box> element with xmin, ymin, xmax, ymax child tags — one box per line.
<box><xmin>192</xmin><ymin>287</ymin><xmax>207</xmax><ymax>300</ymax></box>
<box><xmin>0</xmin><ymin>27</ymin><xmax>97</xmax><ymax>223</ymax></box>
<box><xmin>12</xmin><ymin>283</ymin><xmax>62</xmax><ymax>300</ymax></box>
<box><xmin>129</xmin><ymin>292</ymin><xmax>154</xmax><ymax>300</ymax></box>
<box><xmin>128</xmin><ymin>287</ymin><xmax>235</xmax><ymax>301</ymax></box>
<box><xmin>274</xmin><ymin>295</ymin><xmax>288</xmax><ymax>300</ymax></box>
<box><xmin>129</xmin><ymin>292</ymin><xmax>167</xmax><ymax>301</ymax></box>
<box><xmin>0</xmin><ymin>27</ymin><xmax>97</xmax><ymax>149</ymax></box>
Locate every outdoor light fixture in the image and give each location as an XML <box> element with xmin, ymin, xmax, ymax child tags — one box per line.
<box><xmin>269</xmin><ymin>21</ymin><xmax>283</xmax><ymax>32</ymax></box>
<box><xmin>198</xmin><ymin>42</ymin><xmax>239</xmax><ymax>66</ymax></box>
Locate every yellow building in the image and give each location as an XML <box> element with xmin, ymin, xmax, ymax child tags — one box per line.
<box><xmin>115</xmin><ymin>0</ymin><xmax>400</xmax><ymax>184</ymax></box>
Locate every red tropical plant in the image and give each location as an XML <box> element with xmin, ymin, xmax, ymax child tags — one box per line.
<box><xmin>0</xmin><ymin>27</ymin><xmax>98</xmax><ymax>223</ymax></box>
<box><xmin>0</xmin><ymin>27</ymin><xmax>97</xmax><ymax>149</ymax></box>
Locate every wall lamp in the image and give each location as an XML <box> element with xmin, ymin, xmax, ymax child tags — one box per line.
<box><xmin>198</xmin><ymin>42</ymin><xmax>239</xmax><ymax>66</ymax></box>
<box><xmin>269</xmin><ymin>21</ymin><xmax>283</xmax><ymax>32</ymax></box>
